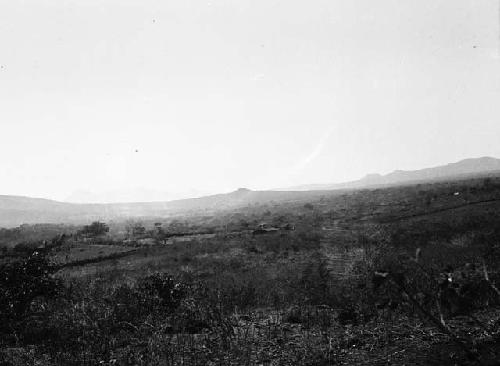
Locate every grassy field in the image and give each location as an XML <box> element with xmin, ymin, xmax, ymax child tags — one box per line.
<box><xmin>2</xmin><ymin>176</ymin><xmax>500</xmax><ymax>365</ymax></box>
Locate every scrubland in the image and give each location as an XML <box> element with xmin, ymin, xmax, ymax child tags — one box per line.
<box><xmin>2</xmin><ymin>177</ymin><xmax>500</xmax><ymax>365</ymax></box>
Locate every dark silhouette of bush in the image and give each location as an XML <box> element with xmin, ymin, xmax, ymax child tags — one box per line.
<box><xmin>0</xmin><ymin>250</ymin><xmax>61</xmax><ymax>342</ymax></box>
<box><xmin>138</xmin><ymin>273</ymin><xmax>188</xmax><ymax>312</ymax></box>
<box><xmin>79</xmin><ymin>221</ymin><xmax>109</xmax><ymax>237</ymax></box>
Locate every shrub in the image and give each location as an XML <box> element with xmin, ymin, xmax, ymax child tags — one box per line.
<box><xmin>138</xmin><ymin>273</ymin><xmax>188</xmax><ymax>312</ymax></box>
<box><xmin>0</xmin><ymin>250</ymin><xmax>61</xmax><ymax>343</ymax></box>
<box><xmin>79</xmin><ymin>221</ymin><xmax>109</xmax><ymax>238</ymax></box>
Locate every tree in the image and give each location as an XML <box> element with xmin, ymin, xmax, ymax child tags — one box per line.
<box><xmin>132</xmin><ymin>223</ymin><xmax>146</xmax><ymax>238</ymax></box>
<box><xmin>152</xmin><ymin>223</ymin><xmax>167</xmax><ymax>244</ymax></box>
<box><xmin>80</xmin><ymin>221</ymin><xmax>109</xmax><ymax>237</ymax></box>
<box><xmin>304</xmin><ymin>203</ymin><xmax>314</xmax><ymax>210</ymax></box>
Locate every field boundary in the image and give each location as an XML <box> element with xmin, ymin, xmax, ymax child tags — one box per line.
<box><xmin>54</xmin><ymin>248</ymin><xmax>138</xmax><ymax>270</ymax></box>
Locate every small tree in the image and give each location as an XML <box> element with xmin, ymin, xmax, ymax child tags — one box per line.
<box><xmin>80</xmin><ymin>221</ymin><xmax>109</xmax><ymax>237</ymax></box>
<box><xmin>304</xmin><ymin>203</ymin><xmax>314</xmax><ymax>210</ymax></box>
<box><xmin>132</xmin><ymin>223</ymin><xmax>146</xmax><ymax>238</ymax></box>
<box><xmin>153</xmin><ymin>223</ymin><xmax>170</xmax><ymax>244</ymax></box>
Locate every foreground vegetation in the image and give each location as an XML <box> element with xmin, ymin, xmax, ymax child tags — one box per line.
<box><xmin>2</xmin><ymin>177</ymin><xmax>500</xmax><ymax>365</ymax></box>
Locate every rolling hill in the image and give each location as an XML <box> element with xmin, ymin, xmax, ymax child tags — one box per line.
<box><xmin>2</xmin><ymin>157</ymin><xmax>500</xmax><ymax>227</ymax></box>
<box><xmin>0</xmin><ymin>189</ymin><xmax>332</xmax><ymax>227</ymax></box>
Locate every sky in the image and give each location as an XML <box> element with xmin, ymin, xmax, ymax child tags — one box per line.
<box><xmin>1</xmin><ymin>0</ymin><xmax>499</xmax><ymax>202</ymax></box>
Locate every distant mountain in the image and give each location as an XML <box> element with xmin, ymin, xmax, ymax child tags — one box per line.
<box><xmin>0</xmin><ymin>196</ymin><xmax>102</xmax><ymax>228</ymax></box>
<box><xmin>285</xmin><ymin>157</ymin><xmax>500</xmax><ymax>191</ymax></box>
<box><xmin>3</xmin><ymin>157</ymin><xmax>500</xmax><ymax>227</ymax></box>
<box><xmin>65</xmin><ymin>188</ymin><xmax>211</xmax><ymax>204</ymax></box>
<box><xmin>0</xmin><ymin>188</ymin><xmax>329</xmax><ymax>228</ymax></box>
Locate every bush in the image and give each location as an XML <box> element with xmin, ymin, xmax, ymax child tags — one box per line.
<box><xmin>79</xmin><ymin>221</ymin><xmax>109</xmax><ymax>238</ymax></box>
<box><xmin>0</xmin><ymin>250</ymin><xmax>61</xmax><ymax>343</ymax></box>
<box><xmin>137</xmin><ymin>272</ymin><xmax>188</xmax><ymax>312</ymax></box>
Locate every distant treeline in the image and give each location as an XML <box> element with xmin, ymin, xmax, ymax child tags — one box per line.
<box><xmin>0</xmin><ymin>223</ymin><xmax>80</xmax><ymax>249</ymax></box>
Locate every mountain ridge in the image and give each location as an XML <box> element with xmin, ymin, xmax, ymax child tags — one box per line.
<box><xmin>283</xmin><ymin>157</ymin><xmax>500</xmax><ymax>191</ymax></box>
<box><xmin>1</xmin><ymin>157</ymin><xmax>500</xmax><ymax>227</ymax></box>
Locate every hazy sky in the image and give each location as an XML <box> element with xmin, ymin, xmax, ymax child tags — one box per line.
<box><xmin>1</xmin><ymin>0</ymin><xmax>499</xmax><ymax>202</ymax></box>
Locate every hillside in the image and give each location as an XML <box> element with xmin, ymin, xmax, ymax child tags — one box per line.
<box><xmin>3</xmin><ymin>157</ymin><xmax>500</xmax><ymax>227</ymax></box>
<box><xmin>0</xmin><ymin>189</ymin><xmax>334</xmax><ymax>227</ymax></box>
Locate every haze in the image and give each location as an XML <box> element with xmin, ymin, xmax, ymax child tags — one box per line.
<box><xmin>1</xmin><ymin>0</ymin><xmax>499</xmax><ymax>203</ymax></box>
